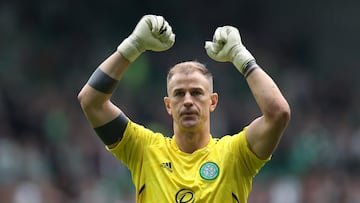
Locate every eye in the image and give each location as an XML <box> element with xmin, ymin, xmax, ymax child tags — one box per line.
<box><xmin>173</xmin><ymin>90</ymin><xmax>185</xmax><ymax>97</ymax></box>
<box><xmin>191</xmin><ymin>89</ymin><xmax>203</xmax><ymax>96</ymax></box>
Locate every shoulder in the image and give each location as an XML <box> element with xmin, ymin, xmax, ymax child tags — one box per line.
<box><xmin>119</xmin><ymin>120</ymin><xmax>167</xmax><ymax>145</ymax></box>
<box><xmin>215</xmin><ymin>129</ymin><xmax>247</xmax><ymax>144</ymax></box>
<box><xmin>214</xmin><ymin>128</ymin><xmax>260</xmax><ymax>157</ymax></box>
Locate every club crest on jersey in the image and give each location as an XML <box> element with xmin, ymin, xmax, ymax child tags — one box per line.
<box><xmin>199</xmin><ymin>162</ymin><xmax>219</xmax><ymax>180</ymax></box>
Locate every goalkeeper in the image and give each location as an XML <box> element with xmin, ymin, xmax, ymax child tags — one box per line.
<box><xmin>78</xmin><ymin>14</ymin><xmax>290</xmax><ymax>202</ymax></box>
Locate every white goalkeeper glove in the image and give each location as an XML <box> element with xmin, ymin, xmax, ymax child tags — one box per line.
<box><xmin>117</xmin><ymin>15</ymin><xmax>175</xmax><ymax>62</ymax></box>
<box><xmin>205</xmin><ymin>26</ymin><xmax>256</xmax><ymax>76</ymax></box>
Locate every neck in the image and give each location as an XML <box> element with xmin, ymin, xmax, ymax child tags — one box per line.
<box><xmin>174</xmin><ymin>128</ymin><xmax>210</xmax><ymax>153</ymax></box>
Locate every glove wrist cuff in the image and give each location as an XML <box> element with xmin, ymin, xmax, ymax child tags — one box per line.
<box><xmin>117</xmin><ymin>36</ymin><xmax>144</xmax><ymax>62</ymax></box>
<box><xmin>232</xmin><ymin>48</ymin><xmax>255</xmax><ymax>75</ymax></box>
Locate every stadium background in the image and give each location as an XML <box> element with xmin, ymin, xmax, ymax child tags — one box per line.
<box><xmin>0</xmin><ymin>0</ymin><xmax>359</xmax><ymax>202</ymax></box>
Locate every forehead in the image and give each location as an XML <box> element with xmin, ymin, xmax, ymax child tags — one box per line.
<box><xmin>167</xmin><ymin>70</ymin><xmax>210</xmax><ymax>91</ymax></box>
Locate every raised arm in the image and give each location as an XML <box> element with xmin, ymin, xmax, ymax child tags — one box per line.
<box><xmin>77</xmin><ymin>15</ymin><xmax>175</xmax><ymax>147</ymax></box>
<box><xmin>205</xmin><ymin>26</ymin><xmax>290</xmax><ymax>159</ymax></box>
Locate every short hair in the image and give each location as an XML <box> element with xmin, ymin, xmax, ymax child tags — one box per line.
<box><xmin>166</xmin><ymin>61</ymin><xmax>213</xmax><ymax>95</ymax></box>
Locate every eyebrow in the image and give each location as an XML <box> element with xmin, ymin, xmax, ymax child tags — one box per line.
<box><xmin>172</xmin><ymin>87</ymin><xmax>204</xmax><ymax>94</ymax></box>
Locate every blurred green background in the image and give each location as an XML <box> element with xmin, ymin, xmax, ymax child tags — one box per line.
<box><xmin>0</xmin><ymin>0</ymin><xmax>359</xmax><ymax>202</ymax></box>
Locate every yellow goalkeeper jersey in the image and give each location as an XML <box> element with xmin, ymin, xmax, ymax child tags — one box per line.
<box><xmin>107</xmin><ymin>120</ymin><xmax>270</xmax><ymax>203</ymax></box>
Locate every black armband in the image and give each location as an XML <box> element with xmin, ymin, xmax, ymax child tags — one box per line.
<box><xmin>243</xmin><ymin>61</ymin><xmax>260</xmax><ymax>78</ymax></box>
<box><xmin>94</xmin><ymin>113</ymin><xmax>129</xmax><ymax>145</ymax></box>
<box><xmin>87</xmin><ymin>68</ymin><xmax>119</xmax><ymax>94</ymax></box>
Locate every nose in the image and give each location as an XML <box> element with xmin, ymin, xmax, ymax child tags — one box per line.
<box><xmin>183</xmin><ymin>92</ymin><xmax>193</xmax><ymax>107</ymax></box>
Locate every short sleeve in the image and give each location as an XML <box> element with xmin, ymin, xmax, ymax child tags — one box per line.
<box><xmin>228</xmin><ymin>128</ymin><xmax>271</xmax><ymax>177</ymax></box>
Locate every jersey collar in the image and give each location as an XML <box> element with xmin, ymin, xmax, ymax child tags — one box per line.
<box><xmin>171</xmin><ymin>134</ymin><xmax>215</xmax><ymax>154</ymax></box>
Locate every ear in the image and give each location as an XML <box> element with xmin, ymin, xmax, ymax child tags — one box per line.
<box><xmin>209</xmin><ymin>93</ymin><xmax>218</xmax><ymax>112</ymax></box>
<box><xmin>163</xmin><ymin>96</ymin><xmax>172</xmax><ymax>115</ymax></box>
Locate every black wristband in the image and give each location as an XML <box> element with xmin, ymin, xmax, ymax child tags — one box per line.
<box><xmin>87</xmin><ymin>68</ymin><xmax>119</xmax><ymax>94</ymax></box>
<box><xmin>243</xmin><ymin>61</ymin><xmax>260</xmax><ymax>78</ymax></box>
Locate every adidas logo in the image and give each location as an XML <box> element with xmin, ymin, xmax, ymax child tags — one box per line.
<box><xmin>160</xmin><ymin>162</ymin><xmax>173</xmax><ymax>173</ymax></box>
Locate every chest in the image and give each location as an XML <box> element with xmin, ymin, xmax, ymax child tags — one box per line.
<box><xmin>138</xmin><ymin>140</ymin><xmax>251</xmax><ymax>203</ymax></box>
<box><xmin>139</xmin><ymin>144</ymin><xmax>244</xmax><ymax>201</ymax></box>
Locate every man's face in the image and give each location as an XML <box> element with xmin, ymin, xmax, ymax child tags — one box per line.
<box><xmin>164</xmin><ymin>71</ymin><xmax>218</xmax><ymax>130</ymax></box>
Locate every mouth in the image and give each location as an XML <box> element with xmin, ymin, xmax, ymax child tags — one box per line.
<box><xmin>179</xmin><ymin>110</ymin><xmax>199</xmax><ymax>127</ymax></box>
<box><xmin>180</xmin><ymin>110</ymin><xmax>198</xmax><ymax>117</ymax></box>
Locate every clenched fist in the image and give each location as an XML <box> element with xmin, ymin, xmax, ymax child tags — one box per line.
<box><xmin>117</xmin><ymin>15</ymin><xmax>175</xmax><ymax>62</ymax></box>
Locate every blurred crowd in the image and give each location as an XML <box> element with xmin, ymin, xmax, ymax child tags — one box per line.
<box><xmin>1</xmin><ymin>0</ymin><xmax>359</xmax><ymax>202</ymax></box>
